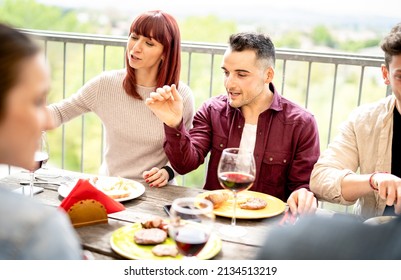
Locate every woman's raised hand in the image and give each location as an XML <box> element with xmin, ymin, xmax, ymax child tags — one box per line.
<box><xmin>145</xmin><ymin>84</ymin><xmax>183</xmax><ymax>128</ymax></box>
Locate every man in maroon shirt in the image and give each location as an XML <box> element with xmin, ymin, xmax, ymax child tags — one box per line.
<box><xmin>145</xmin><ymin>32</ymin><xmax>320</xmax><ymax>216</ymax></box>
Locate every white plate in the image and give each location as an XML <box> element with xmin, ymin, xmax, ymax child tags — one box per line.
<box><xmin>35</xmin><ymin>169</ymin><xmax>62</xmax><ymax>179</ymax></box>
<box><xmin>58</xmin><ymin>176</ymin><xmax>145</xmax><ymax>202</ymax></box>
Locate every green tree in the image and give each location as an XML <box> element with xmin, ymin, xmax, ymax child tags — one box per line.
<box><xmin>180</xmin><ymin>15</ymin><xmax>237</xmax><ymax>43</ymax></box>
<box><xmin>339</xmin><ymin>38</ymin><xmax>381</xmax><ymax>52</ymax></box>
<box><xmin>275</xmin><ymin>31</ymin><xmax>302</xmax><ymax>49</ymax></box>
<box><xmin>311</xmin><ymin>25</ymin><xmax>336</xmax><ymax>48</ymax></box>
<box><xmin>0</xmin><ymin>0</ymin><xmax>94</xmax><ymax>32</ymax></box>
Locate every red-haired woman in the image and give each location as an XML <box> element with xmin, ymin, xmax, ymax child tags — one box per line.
<box><xmin>46</xmin><ymin>10</ymin><xmax>194</xmax><ymax>187</ymax></box>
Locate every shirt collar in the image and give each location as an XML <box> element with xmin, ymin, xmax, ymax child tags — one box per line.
<box><xmin>268</xmin><ymin>82</ymin><xmax>283</xmax><ymax>112</ymax></box>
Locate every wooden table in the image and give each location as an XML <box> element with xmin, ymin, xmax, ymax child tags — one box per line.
<box><xmin>0</xmin><ymin>168</ymin><xmax>333</xmax><ymax>260</ymax></box>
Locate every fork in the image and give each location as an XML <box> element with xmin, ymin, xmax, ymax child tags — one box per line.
<box><xmin>35</xmin><ymin>174</ymin><xmax>76</xmax><ymax>186</ymax></box>
<box><xmin>278</xmin><ymin>210</ymin><xmax>299</xmax><ymax>226</ymax></box>
<box><xmin>62</xmin><ymin>175</ymin><xmax>75</xmax><ymax>182</ymax></box>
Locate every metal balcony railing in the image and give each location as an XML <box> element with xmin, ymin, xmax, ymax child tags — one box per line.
<box><xmin>1</xmin><ymin>29</ymin><xmax>390</xmax><ymax>213</ymax></box>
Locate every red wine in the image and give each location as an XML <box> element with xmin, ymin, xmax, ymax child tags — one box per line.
<box><xmin>218</xmin><ymin>171</ymin><xmax>255</xmax><ymax>192</ymax></box>
<box><xmin>32</xmin><ymin>151</ymin><xmax>49</xmax><ymax>171</ymax></box>
<box><xmin>174</xmin><ymin>228</ymin><xmax>209</xmax><ymax>256</ymax></box>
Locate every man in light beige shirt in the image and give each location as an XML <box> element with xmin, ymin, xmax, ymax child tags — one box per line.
<box><xmin>310</xmin><ymin>23</ymin><xmax>401</xmax><ymax>219</ymax></box>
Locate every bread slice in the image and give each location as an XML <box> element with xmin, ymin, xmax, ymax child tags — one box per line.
<box><xmin>102</xmin><ymin>188</ymin><xmax>131</xmax><ymax>199</ymax></box>
<box><xmin>204</xmin><ymin>191</ymin><xmax>230</xmax><ymax>209</ymax></box>
<box><xmin>239</xmin><ymin>197</ymin><xmax>267</xmax><ymax>210</ymax></box>
<box><xmin>134</xmin><ymin>228</ymin><xmax>167</xmax><ymax>245</ymax></box>
<box><xmin>152</xmin><ymin>244</ymin><xmax>179</xmax><ymax>257</ymax></box>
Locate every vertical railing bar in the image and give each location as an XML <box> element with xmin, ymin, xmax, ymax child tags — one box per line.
<box><xmin>80</xmin><ymin>44</ymin><xmax>86</xmax><ymax>173</ymax></box>
<box><xmin>42</xmin><ymin>40</ymin><xmax>49</xmax><ymax>174</ymax></box>
<box><xmin>281</xmin><ymin>60</ymin><xmax>287</xmax><ymax>95</ymax></box>
<box><xmin>187</xmin><ymin>52</ymin><xmax>192</xmax><ymax>86</ymax></box>
<box><xmin>209</xmin><ymin>54</ymin><xmax>214</xmax><ymax>98</ymax></box>
<box><xmin>201</xmin><ymin>54</ymin><xmax>216</xmax><ymax>186</ymax></box>
<box><xmin>43</xmin><ymin>40</ymin><xmax>48</xmax><ymax>169</ymax></box>
<box><xmin>305</xmin><ymin>61</ymin><xmax>312</xmax><ymax>109</ymax></box>
<box><xmin>123</xmin><ymin>46</ymin><xmax>126</xmax><ymax>67</ymax></box>
<box><xmin>103</xmin><ymin>45</ymin><xmax>107</xmax><ymax>72</ymax></box>
<box><xmin>43</xmin><ymin>40</ymin><xmax>48</xmax><ymax>62</ymax></box>
<box><xmin>357</xmin><ymin>66</ymin><xmax>365</xmax><ymax>106</ymax></box>
<box><xmin>100</xmin><ymin>45</ymin><xmax>107</xmax><ymax>166</ymax></box>
<box><xmin>61</xmin><ymin>42</ymin><xmax>67</xmax><ymax>169</ymax></box>
<box><xmin>181</xmin><ymin>52</ymin><xmax>193</xmax><ymax>186</ymax></box>
<box><xmin>327</xmin><ymin>64</ymin><xmax>338</xmax><ymax>146</ymax></box>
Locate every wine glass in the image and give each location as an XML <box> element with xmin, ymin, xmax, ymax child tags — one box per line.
<box><xmin>37</xmin><ymin>131</ymin><xmax>50</xmax><ymax>171</ymax></box>
<box><xmin>168</xmin><ymin>197</ymin><xmax>215</xmax><ymax>258</ymax></box>
<box><xmin>24</xmin><ymin>131</ymin><xmax>49</xmax><ymax>197</ymax></box>
<box><xmin>217</xmin><ymin>147</ymin><xmax>256</xmax><ymax>237</ymax></box>
<box><xmin>32</xmin><ymin>131</ymin><xmax>56</xmax><ymax>179</ymax></box>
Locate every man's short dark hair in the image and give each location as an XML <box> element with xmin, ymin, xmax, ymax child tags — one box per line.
<box><xmin>229</xmin><ymin>32</ymin><xmax>275</xmax><ymax>68</ymax></box>
<box><xmin>380</xmin><ymin>22</ymin><xmax>401</xmax><ymax>68</ymax></box>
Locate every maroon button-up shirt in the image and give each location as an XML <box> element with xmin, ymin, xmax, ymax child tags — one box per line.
<box><xmin>164</xmin><ymin>83</ymin><xmax>320</xmax><ymax>201</ymax></box>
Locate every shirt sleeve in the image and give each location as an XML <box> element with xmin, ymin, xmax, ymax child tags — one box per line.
<box><xmin>47</xmin><ymin>74</ymin><xmax>100</xmax><ymax>127</ymax></box>
<box><xmin>286</xmin><ymin>114</ymin><xmax>320</xmax><ymax>195</ymax></box>
<box><xmin>310</xmin><ymin>110</ymin><xmax>360</xmax><ymax>205</ymax></box>
<box><xmin>163</xmin><ymin>101</ymin><xmax>212</xmax><ymax>175</ymax></box>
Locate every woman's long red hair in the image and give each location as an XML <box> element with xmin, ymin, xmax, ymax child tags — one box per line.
<box><xmin>123</xmin><ymin>10</ymin><xmax>181</xmax><ymax>99</ymax></box>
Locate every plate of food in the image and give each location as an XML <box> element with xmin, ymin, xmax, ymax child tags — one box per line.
<box><xmin>110</xmin><ymin>217</ymin><xmax>222</xmax><ymax>260</ymax></box>
<box><xmin>58</xmin><ymin>176</ymin><xmax>145</xmax><ymax>202</ymax></box>
<box><xmin>197</xmin><ymin>190</ymin><xmax>286</xmax><ymax>219</ymax></box>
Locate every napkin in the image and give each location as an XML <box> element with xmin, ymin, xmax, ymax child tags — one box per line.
<box><xmin>59</xmin><ymin>179</ymin><xmax>125</xmax><ymax>227</ymax></box>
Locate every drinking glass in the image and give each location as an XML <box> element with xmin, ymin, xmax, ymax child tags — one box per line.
<box><xmin>32</xmin><ymin>131</ymin><xmax>57</xmax><ymax>179</ymax></box>
<box><xmin>37</xmin><ymin>131</ymin><xmax>50</xmax><ymax>170</ymax></box>
<box><xmin>168</xmin><ymin>197</ymin><xmax>215</xmax><ymax>258</ymax></box>
<box><xmin>217</xmin><ymin>147</ymin><xmax>256</xmax><ymax>237</ymax></box>
<box><xmin>24</xmin><ymin>131</ymin><xmax>49</xmax><ymax>197</ymax></box>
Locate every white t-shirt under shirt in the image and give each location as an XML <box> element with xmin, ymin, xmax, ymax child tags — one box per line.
<box><xmin>239</xmin><ymin>123</ymin><xmax>257</xmax><ymax>153</ymax></box>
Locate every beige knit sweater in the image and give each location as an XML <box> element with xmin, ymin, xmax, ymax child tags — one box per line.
<box><xmin>48</xmin><ymin>69</ymin><xmax>195</xmax><ymax>182</ymax></box>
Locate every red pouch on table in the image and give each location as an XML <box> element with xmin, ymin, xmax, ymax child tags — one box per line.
<box><xmin>59</xmin><ymin>179</ymin><xmax>125</xmax><ymax>227</ymax></box>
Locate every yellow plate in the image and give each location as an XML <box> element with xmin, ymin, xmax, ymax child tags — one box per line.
<box><xmin>197</xmin><ymin>190</ymin><xmax>286</xmax><ymax>219</ymax></box>
<box><xmin>110</xmin><ymin>222</ymin><xmax>222</xmax><ymax>260</ymax></box>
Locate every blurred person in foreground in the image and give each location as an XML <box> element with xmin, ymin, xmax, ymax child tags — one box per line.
<box><xmin>45</xmin><ymin>10</ymin><xmax>194</xmax><ymax>187</ymax></box>
<box><xmin>256</xmin><ymin>213</ymin><xmax>401</xmax><ymax>259</ymax></box>
<box><xmin>310</xmin><ymin>22</ymin><xmax>401</xmax><ymax>220</ymax></box>
<box><xmin>0</xmin><ymin>23</ymin><xmax>82</xmax><ymax>259</ymax></box>
<box><xmin>145</xmin><ymin>32</ymin><xmax>320</xmax><ymax>216</ymax></box>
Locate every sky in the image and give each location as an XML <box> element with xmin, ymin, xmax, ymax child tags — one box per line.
<box><xmin>35</xmin><ymin>0</ymin><xmax>400</xmax><ymax>40</ymax></box>
<box><xmin>37</xmin><ymin>0</ymin><xmax>401</xmax><ymax>18</ymax></box>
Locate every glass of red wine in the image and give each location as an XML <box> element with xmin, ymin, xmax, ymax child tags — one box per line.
<box><xmin>24</xmin><ymin>131</ymin><xmax>49</xmax><ymax>197</ymax></box>
<box><xmin>168</xmin><ymin>197</ymin><xmax>215</xmax><ymax>258</ymax></box>
<box><xmin>217</xmin><ymin>147</ymin><xmax>256</xmax><ymax>237</ymax></box>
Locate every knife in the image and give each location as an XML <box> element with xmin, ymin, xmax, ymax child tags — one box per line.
<box><xmin>19</xmin><ymin>181</ymin><xmax>61</xmax><ymax>186</ymax></box>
